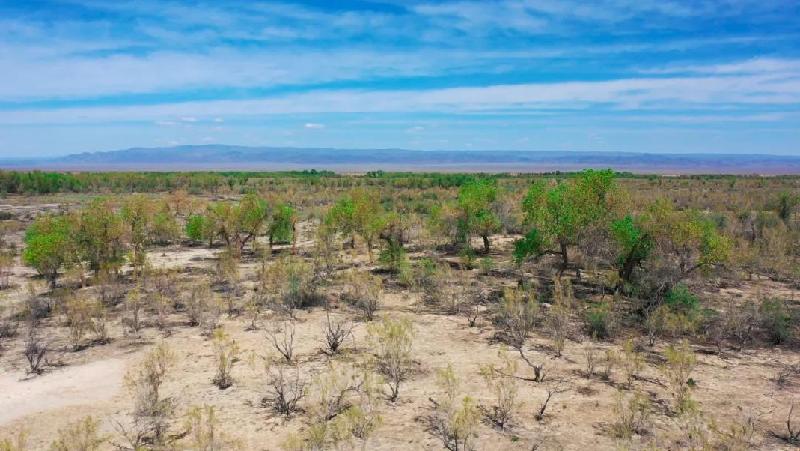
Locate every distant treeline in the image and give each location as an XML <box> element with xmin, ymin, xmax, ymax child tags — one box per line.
<box><xmin>0</xmin><ymin>169</ymin><xmax>791</xmax><ymax>195</ymax></box>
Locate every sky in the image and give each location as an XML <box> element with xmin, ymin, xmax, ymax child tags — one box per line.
<box><xmin>1</xmin><ymin>0</ymin><xmax>799</xmax><ymax>157</ymax></box>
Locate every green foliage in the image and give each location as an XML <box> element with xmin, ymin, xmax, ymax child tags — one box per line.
<box><xmin>521</xmin><ymin>169</ymin><xmax>616</xmax><ymax>271</ymax></box>
<box><xmin>759</xmin><ymin>298</ymin><xmax>792</xmax><ymax>344</ymax></box>
<box><xmin>665</xmin><ymin>284</ymin><xmax>700</xmax><ymax>313</ymax></box>
<box><xmin>23</xmin><ymin>214</ymin><xmax>77</xmax><ymax>287</ymax></box>
<box><xmin>457</xmin><ymin>179</ymin><xmax>500</xmax><ymax>252</ymax></box>
<box><xmin>585</xmin><ymin>302</ymin><xmax>612</xmax><ymax>339</ymax></box>
<box><xmin>268</xmin><ymin>203</ymin><xmax>297</xmax><ymax>247</ymax></box>
<box><xmin>76</xmin><ymin>198</ymin><xmax>127</xmax><ymax>273</ymax></box>
<box><xmin>207</xmin><ymin>193</ymin><xmax>270</xmax><ymax>254</ymax></box>
<box><xmin>185</xmin><ymin>214</ymin><xmax>206</xmax><ymax>242</ymax></box>
<box><xmin>22</xmin><ymin>215</ymin><xmax>77</xmax><ymax>286</ymax></box>
<box><xmin>611</xmin><ymin>214</ymin><xmax>653</xmax><ymax>285</ymax></box>
<box><xmin>512</xmin><ymin>228</ymin><xmax>543</xmax><ymax>265</ymax></box>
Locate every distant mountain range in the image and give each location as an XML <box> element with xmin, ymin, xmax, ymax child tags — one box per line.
<box><xmin>2</xmin><ymin>145</ymin><xmax>800</xmax><ymax>174</ymax></box>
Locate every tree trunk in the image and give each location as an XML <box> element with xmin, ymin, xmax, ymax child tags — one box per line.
<box><xmin>559</xmin><ymin>240</ymin><xmax>569</xmax><ymax>274</ymax></box>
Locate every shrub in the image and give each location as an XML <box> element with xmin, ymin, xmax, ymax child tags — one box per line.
<box><xmin>612</xmin><ymin>389</ymin><xmax>651</xmax><ymax>439</ymax></box>
<box><xmin>759</xmin><ymin>298</ymin><xmax>792</xmax><ymax>344</ymax></box>
<box><xmin>124</xmin><ymin>343</ymin><xmax>175</xmax><ymax>446</ymax></box>
<box><xmin>64</xmin><ymin>295</ymin><xmax>93</xmax><ymax>350</ymax></box>
<box><xmin>342</xmin><ymin>271</ymin><xmax>382</xmax><ymax>321</ymax></box>
<box><xmin>23</xmin><ymin>326</ymin><xmax>47</xmax><ymax>375</ymax></box>
<box><xmin>665</xmin><ymin>283</ymin><xmax>699</xmax><ymax>313</ymax></box>
<box><xmin>49</xmin><ymin>416</ymin><xmax>106</xmax><ymax>451</ymax></box>
<box><xmin>211</xmin><ymin>327</ymin><xmax>239</xmax><ymax>389</ymax></box>
<box><xmin>585</xmin><ymin>302</ymin><xmax>613</xmax><ymax>339</ymax></box>
<box><xmin>263</xmin><ymin>365</ymin><xmax>305</xmax><ymax>417</ymax></box>
<box><xmin>182</xmin><ymin>405</ymin><xmax>241</xmax><ymax>450</ymax></box>
<box><xmin>621</xmin><ymin>339</ymin><xmax>643</xmax><ymax>388</ymax></box>
<box><xmin>480</xmin><ymin>351</ymin><xmax>520</xmax><ymax>430</ymax></box>
<box><xmin>431</xmin><ymin>364</ymin><xmax>480</xmax><ymax>451</ymax></box>
<box><xmin>662</xmin><ymin>340</ymin><xmax>696</xmax><ymax>414</ymax></box>
<box><xmin>368</xmin><ymin>316</ymin><xmax>414</xmax><ymax>402</ymax></box>
<box><xmin>496</xmin><ymin>286</ymin><xmax>538</xmax><ymax>348</ymax></box>
<box><xmin>322</xmin><ymin>311</ymin><xmax>353</xmax><ymax>355</ymax></box>
<box><xmin>268</xmin><ymin>320</ymin><xmax>296</xmax><ymax>363</ymax></box>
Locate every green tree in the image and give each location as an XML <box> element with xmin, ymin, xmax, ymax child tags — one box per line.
<box><xmin>23</xmin><ymin>214</ymin><xmax>77</xmax><ymax>288</ymax></box>
<box><xmin>457</xmin><ymin>179</ymin><xmax>500</xmax><ymax>253</ymax></box>
<box><xmin>518</xmin><ymin>170</ymin><xmax>616</xmax><ymax>273</ymax></box>
<box><xmin>611</xmin><ymin>214</ymin><xmax>653</xmax><ymax>288</ymax></box>
<box><xmin>185</xmin><ymin>214</ymin><xmax>214</xmax><ymax>246</ymax></box>
<box><xmin>268</xmin><ymin>203</ymin><xmax>298</xmax><ymax>252</ymax></box>
<box><xmin>121</xmin><ymin>195</ymin><xmax>154</xmax><ymax>272</ymax></box>
<box><xmin>326</xmin><ymin>188</ymin><xmax>384</xmax><ymax>261</ymax></box>
<box><xmin>76</xmin><ymin>198</ymin><xmax>127</xmax><ymax>275</ymax></box>
<box><xmin>207</xmin><ymin>193</ymin><xmax>269</xmax><ymax>255</ymax></box>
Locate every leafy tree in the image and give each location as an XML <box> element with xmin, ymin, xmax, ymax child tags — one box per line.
<box><xmin>611</xmin><ymin>214</ymin><xmax>653</xmax><ymax>288</ymax></box>
<box><xmin>185</xmin><ymin>214</ymin><xmax>213</xmax><ymax>246</ymax></box>
<box><xmin>326</xmin><ymin>188</ymin><xmax>384</xmax><ymax>261</ymax></box>
<box><xmin>457</xmin><ymin>179</ymin><xmax>501</xmax><ymax>253</ymax></box>
<box><xmin>207</xmin><ymin>193</ymin><xmax>269</xmax><ymax>255</ymax></box>
<box><xmin>121</xmin><ymin>195</ymin><xmax>155</xmax><ymax>272</ymax></box>
<box><xmin>76</xmin><ymin>198</ymin><xmax>127</xmax><ymax>275</ymax></box>
<box><xmin>268</xmin><ymin>203</ymin><xmax>298</xmax><ymax>252</ymax></box>
<box><xmin>518</xmin><ymin>170</ymin><xmax>617</xmax><ymax>273</ymax></box>
<box><xmin>23</xmin><ymin>214</ymin><xmax>77</xmax><ymax>287</ymax></box>
<box><xmin>641</xmin><ymin>199</ymin><xmax>731</xmax><ymax>291</ymax></box>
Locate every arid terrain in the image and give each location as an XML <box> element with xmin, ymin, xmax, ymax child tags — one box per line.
<box><xmin>0</xmin><ymin>171</ymin><xmax>798</xmax><ymax>450</ymax></box>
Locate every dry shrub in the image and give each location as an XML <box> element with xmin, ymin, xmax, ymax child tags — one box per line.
<box><xmin>612</xmin><ymin>389</ymin><xmax>651</xmax><ymax>439</ymax></box>
<box><xmin>321</xmin><ymin>311</ymin><xmax>353</xmax><ymax>355</ymax></box>
<box><xmin>64</xmin><ymin>295</ymin><xmax>94</xmax><ymax>350</ymax></box>
<box><xmin>23</xmin><ymin>324</ymin><xmax>47</xmax><ymax>375</ymax></box>
<box><xmin>184</xmin><ymin>281</ymin><xmax>222</xmax><ymax>334</ymax></box>
<box><xmin>182</xmin><ymin>405</ymin><xmax>242</xmax><ymax>450</ymax></box>
<box><xmin>479</xmin><ymin>350</ymin><xmax>520</xmax><ymax>430</ymax></box>
<box><xmin>122</xmin><ymin>342</ymin><xmax>175</xmax><ymax>447</ymax></box>
<box><xmin>263</xmin><ymin>364</ymin><xmax>306</xmax><ymax>417</ymax></box>
<box><xmin>368</xmin><ymin>316</ymin><xmax>414</xmax><ymax>402</ymax></box>
<box><xmin>430</xmin><ymin>363</ymin><xmax>480</xmax><ymax>451</ymax></box>
<box><xmin>621</xmin><ymin>339</ymin><xmax>643</xmax><ymax>388</ymax></box>
<box><xmin>49</xmin><ymin>416</ymin><xmax>106</xmax><ymax>451</ymax></box>
<box><xmin>496</xmin><ymin>286</ymin><xmax>538</xmax><ymax>349</ymax></box>
<box><xmin>342</xmin><ymin>271</ymin><xmax>382</xmax><ymax>321</ymax></box>
<box><xmin>268</xmin><ymin>320</ymin><xmax>297</xmax><ymax>363</ymax></box>
<box><xmin>123</xmin><ymin>285</ymin><xmax>146</xmax><ymax>335</ymax></box>
<box><xmin>662</xmin><ymin>340</ymin><xmax>696</xmax><ymax>414</ymax></box>
<box><xmin>211</xmin><ymin>327</ymin><xmax>239</xmax><ymax>389</ymax></box>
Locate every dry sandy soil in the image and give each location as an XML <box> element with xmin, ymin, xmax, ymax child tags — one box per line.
<box><xmin>0</xmin><ymin>220</ymin><xmax>798</xmax><ymax>450</ymax></box>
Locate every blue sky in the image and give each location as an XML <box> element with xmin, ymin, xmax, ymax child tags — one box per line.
<box><xmin>1</xmin><ymin>0</ymin><xmax>799</xmax><ymax>157</ymax></box>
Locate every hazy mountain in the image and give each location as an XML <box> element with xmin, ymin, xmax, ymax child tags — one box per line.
<box><xmin>4</xmin><ymin>145</ymin><xmax>800</xmax><ymax>174</ymax></box>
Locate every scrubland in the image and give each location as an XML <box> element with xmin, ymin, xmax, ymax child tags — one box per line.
<box><xmin>0</xmin><ymin>170</ymin><xmax>798</xmax><ymax>450</ymax></box>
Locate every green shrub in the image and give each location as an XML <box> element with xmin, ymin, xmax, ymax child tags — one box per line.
<box><xmin>665</xmin><ymin>284</ymin><xmax>699</xmax><ymax>313</ymax></box>
<box><xmin>585</xmin><ymin>302</ymin><xmax>612</xmax><ymax>339</ymax></box>
<box><xmin>760</xmin><ymin>298</ymin><xmax>791</xmax><ymax>344</ymax></box>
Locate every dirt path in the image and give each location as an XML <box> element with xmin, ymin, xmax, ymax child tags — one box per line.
<box><xmin>0</xmin><ymin>358</ymin><xmax>127</xmax><ymax>426</ymax></box>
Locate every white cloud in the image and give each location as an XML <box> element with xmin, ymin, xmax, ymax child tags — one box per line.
<box><xmin>304</xmin><ymin>123</ymin><xmax>325</xmax><ymax>129</ymax></box>
<box><xmin>180</xmin><ymin>116</ymin><xmax>197</xmax><ymax>122</ymax></box>
<box><xmin>2</xmin><ymin>71</ymin><xmax>798</xmax><ymax>126</ymax></box>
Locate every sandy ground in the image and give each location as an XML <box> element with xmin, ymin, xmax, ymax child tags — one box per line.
<box><xmin>0</xmin><ymin>357</ymin><xmax>127</xmax><ymax>425</ymax></box>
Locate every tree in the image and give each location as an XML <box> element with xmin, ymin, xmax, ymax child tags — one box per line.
<box><xmin>268</xmin><ymin>203</ymin><xmax>298</xmax><ymax>253</ymax></box>
<box><xmin>611</xmin><ymin>214</ymin><xmax>653</xmax><ymax>289</ymax></box>
<box><xmin>23</xmin><ymin>214</ymin><xmax>77</xmax><ymax>288</ymax></box>
<box><xmin>518</xmin><ymin>170</ymin><xmax>616</xmax><ymax>273</ymax></box>
<box><xmin>639</xmin><ymin>199</ymin><xmax>731</xmax><ymax>294</ymax></box>
<box><xmin>457</xmin><ymin>179</ymin><xmax>500</xmax><ymax>253</ymax></box>
<box><xmin>185</xmin><ymin>214</ymin><xmax>214</xmax><ymax>246</ymax></box>
<box><xmin>326</xmin><ymin>188</ymin><xmax>384</xmax><ymax>261</ymax></box>
<box><xmin>76</xmin><ymin>198</ymin><xmax>127</xmax><ymax>275</ymax></box>
<box><xmin>121</xmin><ymin>195</ymin><xmax>155</xmax><ymax>273</ymax></box>
<box><xmin>207</xmin><ymin>193</ymin><xmax>269</xmax><ymax>255</ymax></box>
